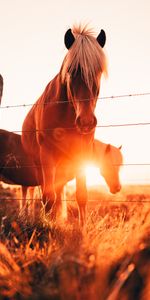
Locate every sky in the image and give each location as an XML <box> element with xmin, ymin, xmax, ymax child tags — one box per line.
<box><xmin>0</xmin><ymin>0</ymin><xmax>150</xmax><ymax>184</ymax></box>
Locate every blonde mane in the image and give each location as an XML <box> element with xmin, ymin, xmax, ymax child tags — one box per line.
<box><xmin>61</xmin><ymin>24</ymin><xmax>107</xmax><ymax>91</ymax></box>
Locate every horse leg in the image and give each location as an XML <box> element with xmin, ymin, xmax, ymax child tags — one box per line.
<box><xmin>40</xmin><ymin>147</ymin><xmax>56</xmax><ymax>213</ymax></box>
<box><xmin>54</xmin><ymin>166</ymin><xmax>70</xmax><ymax>220</ymax></box>
<box><xmin>21</xmin><ymin>186</ymin><xmax>28</xmax><ymax>210</ymax></box>
<box><xmin>76</xmin><ymin>169</ymin><xmax>88</xmax><ymax>226</ymax></box>
<box><xmin>55</xmin><ymin>185</ymin><xmax>68</xmax><ymax>221</ymax></box>
<box><xmin>48</xmin><ymin>184</ymin><xmax>63</xmax><ymax>220</ymax></box>
<box><xmin>61</xmin><ymin>185</ymin><xmax>68</xmax><ymax>220</ymax></box>
<box><xmin>55</xmin><ymin>179</ymin><xmax>69</xmax><ymax>220</ymax></box>
<box><xmin>28</xmin><ymin>187</ymin><xmax>35</xmax><ymax>219</ymax></box>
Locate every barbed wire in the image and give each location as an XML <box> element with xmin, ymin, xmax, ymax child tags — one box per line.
<box><xmin>1</xmin><ymin>163</ymin><xmax>150</xmax><ymax>169</ymax></box>
<box><xmin>0</xmin><ymin>121</ymin><xmax>150</xmax><ymax>136</ymax></box>
<box><xmin>2</xmin><ymin>198</ymin><xmax>150</xmax><ymax>203</ymax></box>
<box><xmin>0</xmin><ymin>91</ymin><xmax>150</xmax><ymax>109</ymax></box>
<box><xmin>1</xmin><ymin>92</ymin><xmax>150</xmax><ymax>203</ymax></box>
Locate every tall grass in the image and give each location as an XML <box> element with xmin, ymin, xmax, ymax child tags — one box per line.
<box><xmin>0</xmin><ymin>184</ymin><xmax>150</xmax><ymax>299</ymax></box>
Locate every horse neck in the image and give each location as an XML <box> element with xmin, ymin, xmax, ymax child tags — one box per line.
<box><xmin>55</xmin><ymin>74</ymin><xmax>68</xmax><ymax>102</ymax></box>
<box><xmin>93</xmin><ymin>140</ymin><xmax>108</xmax><ymax>165</ymax></box>
<box><xmin>41</xmin><ymin>74</ymin><xmax>68</xmax><ymax>104</ymax></box>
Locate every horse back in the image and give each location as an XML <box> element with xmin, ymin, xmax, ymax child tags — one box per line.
<box><xmin>0</xmin><ymin>129</ymin><xmax>20</xmax><ymax>155</ymax></box>
<box><xmin>0</xmin><ymin>129</ymin><xmax>39</xmax><ymax>186</ymax></box>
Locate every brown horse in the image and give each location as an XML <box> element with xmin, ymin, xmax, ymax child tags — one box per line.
<box><xmin>21</xmin><ymin>24</ymin><xmax>107</xmax><ymax>217</ymax></box>
<box><xmin>0</xmin><ymin>129</ymin><xmax>42</xmax><ymax>209</ymax></box>
<box><xmin>0</xmin><ymin>129</ymin><xmax>122</xmax><ymax>224</ymax></box>
<box><xmin>0</xmin><ymin>74</ymin><xmax>3</xmax><ymax>105</ymax></box>
<box><xmin>53</xmin><ymin>139</ymin><xmax>122</xmax><ymax>224</ymax></box>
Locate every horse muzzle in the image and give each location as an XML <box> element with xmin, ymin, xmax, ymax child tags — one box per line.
<box><xmin>110</xmin><ymin>184</ymin><xmax>121</xmax><ymax>194</ymax></box>
<box><xmin>75</xmin><ymin>115</ymin><xmax>97</xmax><ymax>134</ymax></box>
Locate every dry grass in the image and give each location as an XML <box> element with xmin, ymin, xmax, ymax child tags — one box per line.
<box><xmin>0</xmin><ymin>184</ymin><xmax>150</xmax><ymax>299</ymax></box>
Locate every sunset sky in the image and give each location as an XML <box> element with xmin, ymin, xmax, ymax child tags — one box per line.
<box><xmin>0</xmin><ymin>0</ymin><xmax>150</xmax><ymax>184</ymax></box>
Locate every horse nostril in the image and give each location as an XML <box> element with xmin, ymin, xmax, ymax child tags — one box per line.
<box><xmin>76</xmin><ymin>115</ymin><xmax>97</xmax><ymax>128</ymax></box>
<box><xmin>93</xmin><ymin>116</ymin><xmax>97</xmax><ymax>127</ymax></box>
<box><xmin>110</xmin><ymin>184</ymin><xmax>121</xmax><ymax>194</ymax></box>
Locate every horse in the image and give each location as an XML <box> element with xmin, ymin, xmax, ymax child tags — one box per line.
<box><xmin>53</xmin><ymin>139</ymin><xmax>122</xmax><ymax>224</ymax></box>
<box><xmin>21</xmin><ymin>24</ymin><xmax>107</xmax><ymax>219</ymax></box>
<box><xmin>0</xmin><ymin>129</ymin><xmax>42</xmax><ymax>210</ymax></box>
<box><xmin>0</xmin><ymin>129</ymin><xmax>122</xmax><ymax>224</ymax></box>
<box><xmin>0</xmin><ymin>74</ymin><xmax>3</xmax><ymax>105</ymax></box>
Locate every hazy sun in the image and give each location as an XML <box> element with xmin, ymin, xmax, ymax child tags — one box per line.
<box><xmin>85</xmin><ymin>164</ymin><xmax>104</xmax><ymax>186</ymax></box>
<box><xmin>66</xmin><ymin>164</ymin><xmax>106</xmax><ymax>187</ymax></box>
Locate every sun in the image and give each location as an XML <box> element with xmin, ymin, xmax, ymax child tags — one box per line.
<box><xmin>85</xmin><ymin>164</ymin><xmax>105</xmax><ymax>186</ymax></box>
<box><xmin>66</xmin><ymin>163</ymin><xmax>105</xmax><ymax>187</ymax></box>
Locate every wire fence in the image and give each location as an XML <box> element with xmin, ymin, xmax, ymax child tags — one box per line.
<box><xmin>2</xmin><ymin>197</ymin><xmax>150</xmax><ymax>203</ymax></box>
<box><xmin>2</xmin><ymin>163</ymin><xmax>150</xmax><ymax>168</ymax></box>
<box><xmin>1</xmin><ymin>91</ymin><xmax>150</xmax><ymax>133</ymax></box>
<box><xmin>1</xmin><ymin>91</ymin><xmax>150</xmax><ymax>203</ymax></box>
<box><xmin>1</xmin><ymin>121</ymin><xmax>150</xmax><ymax>135</ymax></box>
<box><xmin>0</xmin><ymin>91</ymin><xmax>150</xmax><ymax>109</ymax></box>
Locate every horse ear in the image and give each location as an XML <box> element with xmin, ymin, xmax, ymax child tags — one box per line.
<box><xmin>64</xmin><ymin>29</ymin><xmax>75</xmax><ymax>49</ymax></box>
<box><xmin>97</xmin><ymin>29</ymin><xmax>106</xmax><ymax>48</ymax></box>
<box><xmin>105</xmin><ymin>144</ymin><xmax>111</xmax><ymax>153</ymax></box>
<box><xmin>118</xmin><ymin>145</ymin><xmax>122</xmax><ymax>150</ymax></box>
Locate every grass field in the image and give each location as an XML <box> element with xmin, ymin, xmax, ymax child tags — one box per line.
<box><xmin>0</xmin><ymin>183</ymin><xmax>150</xmax><ymax>299</ymax></box>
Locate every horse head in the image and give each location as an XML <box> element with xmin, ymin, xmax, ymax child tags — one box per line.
<box><xmin>62</xmin><ymin>25</ymin><xmax>107</xmax><ymax>134</ymax></box>
<box><xmin>100</xmin><ymin>144</ymin><xmax>122</xmax><ymax>194</ymax></box>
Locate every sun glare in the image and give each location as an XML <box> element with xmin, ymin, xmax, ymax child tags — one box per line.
<box><xmin>67</xmin><ymin>164</ymin><xmax>105</xmax><ymax>187</ymax></box>
<box><xmin>85</xmin><ymin>164</ymin><xmax>104</xmax><ymax>186</ymax></box>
